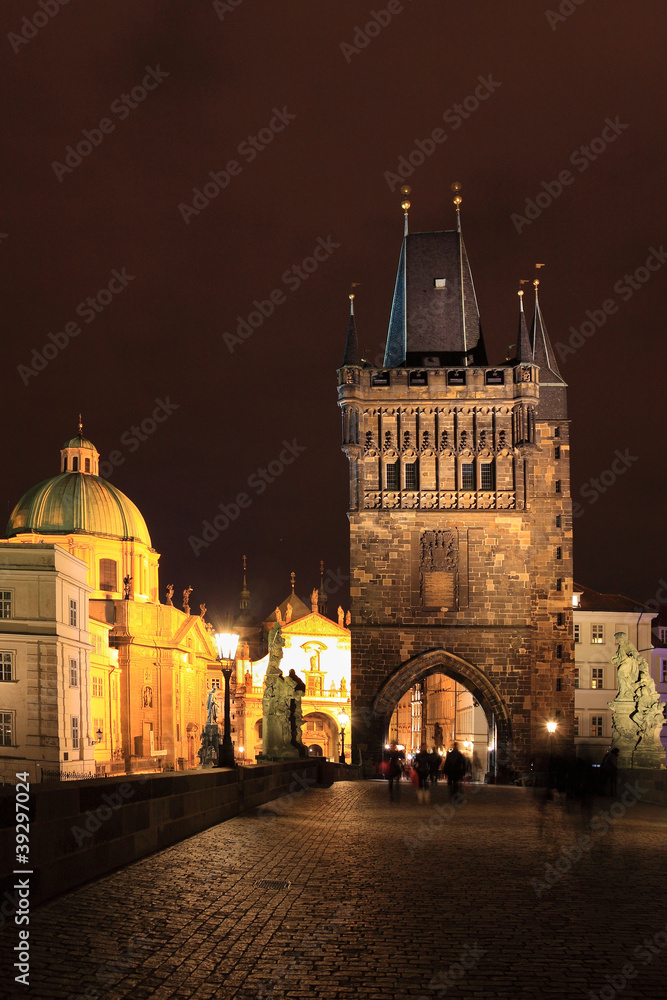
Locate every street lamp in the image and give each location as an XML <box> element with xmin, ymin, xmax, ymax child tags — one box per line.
<box><xmin>546</xmin><ymin>719</ymin><xmax>558</xmax><ymax>772</ymax></box>
<box><xmin>214</xmin><ymin>632</ymin><xmax>239</xmax><ymax>768</ymax></box>
<box><xmin>337</xmin><ymin>709</ymin><xmax>350</xmax><ymax>764</ymax></box>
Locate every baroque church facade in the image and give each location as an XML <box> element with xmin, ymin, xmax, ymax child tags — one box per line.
<box><xmin>338</xmin><ymin>198</ymin><xmax>574</xmax><ymax>777</ymax></box>
<box><xmin>0</xmin><ymin>429</ymin><xmax>218</xmax><ymax>782</ymax></box>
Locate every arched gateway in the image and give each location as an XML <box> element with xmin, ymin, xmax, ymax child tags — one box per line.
<box><xmin>372</xmin><ymin>649</ymin><xmax>512</xmax><ymax>778</ymax></box>
<box><xmin>337</xmin><ymin>203</ymin><xmax>575</xmax><ymax>778</ymax></box>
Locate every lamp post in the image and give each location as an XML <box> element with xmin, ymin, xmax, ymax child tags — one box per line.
<box><xmin>546</xmin><ymin>720</ymin><xmax>557</xmax><ymax>774</ymax></box>
<box><xmin>214</xmin><ymin>632</ymin><xmax>239</xmax><ymax>768</ymax></box>
<box><xmin>337</xmin><ymin>709</ymin><xmax>350</xmax><ymax>764</ymax></box>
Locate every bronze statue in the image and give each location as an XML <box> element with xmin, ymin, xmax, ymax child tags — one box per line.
<box><xmin>165</xmin><ymin>584</ymin><xmax>174</xmax><ymax>606</ymax></box>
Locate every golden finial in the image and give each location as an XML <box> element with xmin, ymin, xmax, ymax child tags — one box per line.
<box><xmin>77</xmin><ymin>413</ymin><xmax>83</xmax><ymax>435</ymax></box>
<box><xmin>400</xmin><ymin>185</ymin><xmax>411</xmax><ymax>236</ymax></box>
<box><xmin>290</xmin><ymin>570</ymin><xmax>296</xmax><ymax>593</ymax></box>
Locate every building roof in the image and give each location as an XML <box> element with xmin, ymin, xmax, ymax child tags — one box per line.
<box><xmin>574</xmin><ymin>582</ymin><xmax>652</xmax><ymax>613</ymax></box>
<box><xmin>62</xmin><ymin>433</ymin><xmax>97</xmax><ymax>451</ymax></box>
<box><xmin>384</xmin><ymin>229</ymin><xmax>487</xmax><ymax>368</ymax></box>
<box><xmin>5</xmin><ymin>472</ymin><xmax>151</xmax><ymax>546</ymax></box>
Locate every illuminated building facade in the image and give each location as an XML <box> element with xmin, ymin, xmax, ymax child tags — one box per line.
<box><xmin>338</xmin><ymin>201</ymin><xmax>574</xmax><ymax>776</ymax></box>
<box><xmin>0</xmin><ymin>428</ymin><xmax>217</xmax><ymax>779</ymax></box>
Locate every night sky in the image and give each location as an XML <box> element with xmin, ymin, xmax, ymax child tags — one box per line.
<box><xmin>2</xmin><ymin>0</ymin><xmax>665</xmax><ymax>626</ymax></box>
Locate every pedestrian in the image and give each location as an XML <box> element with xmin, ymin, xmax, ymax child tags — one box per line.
<box><xmin>428</xmin><ymin>747</ymin><xmax>442</xmax><ymax>786</ymax></box>
<box><xmin>443</xmin><ymin>742</ymin><xmax>466</xmax><ymax>799</ymax></box>
<box><xmin>383</xmin><ymin>741</ymin><xmax>405</xmax><ymax>801</ymax></box>
<box><xmin>413</xmin><ymin>743</ymin><xmax>431</xmax><ymax>803</ymax></box>
<box><xmin>599</xmin><ymin>746</ymin><xmax>620</xmax><ymax>796</ymax></box>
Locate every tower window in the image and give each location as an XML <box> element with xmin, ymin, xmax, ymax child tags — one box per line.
<box><xmin>447</xmin><ymin>370</ymin><xmax>466</xmax><ymax>386</ymax></box>
<box><xmin>555</xmin><ymin>480</ymin><xmax>561</xmax><ymax>493</ymax></box>
<box><xmin>63</xmin><ymin>457</ymin><xmax>68</xmax><ymax>471</ymax></box>
<box><xmin>99</xmin><ymin>559</ymin><xmax>117</xmax><ymax>592</ymax></box>
<box><xmin>485</xmin><ymin>370</ymin><xmax>504</xmax><ymax>386</ymax></box>
<box><xmin>556</xmin><ymin>546</ymin><xmax>562</xmax><ymax>560</ymax></box>
<box><xmin>371</xmin><ymin>372</ymin><xmax>390</xmax><ymax>387</ymax></box>
<box><xmin>556</xmin><ymin>613</ymin><xmax>564</xmax><ymax>626</ymax></box>
<box><xmin>386</xmin><ymin>462</ymin><xmax>399</xmax><ymax>490</ymax></box>
<box><xmin>72</xmin><ymin>457</ymin><xmax>79</xmax><ymax>472</ymax></box>
<box><xmin>556</xmin><ymin>579</ymin><xmax>562</xmax><ymax>592</ymax></box>
<box><xmin>461</xmin><ymin>463</ymin><xmax>475</xmax><ymax>490</ymax></box>
<box><xmin>556</xmin><ymin>644</ymin><xmax>563</xmax><ymax>659</ymax></box>
<box><xmin>480</xmin><ymin>463</ymin><xmax>495</xmax><ymax>490</ymax></box>
<box><xmin>405</xmin><ymin>463</ymin><xmax>419</xmax><ymax>490</ymax></box>
<box><xmin>554</xmin><ymin>427</ymin><xmax>560</xmax><ymax>437</ymax></box>
<box><xmin>556</xmin><ymin>678</ymin><xmax>562</xmax><ymax>691</ymax></box>
<box><xmin>85</xmin><ymin>458</ymin><xmax>91</xmax><ymax>473</ymax></box>
<box><xmin>409</xmin><ymin>370</ymin><xmax>428</xmax><ymax>386</ymax></box>
<box><xmin>555</xmin><ymin>515</ymin><xmax>562</xmax><ymax>528</ymax></box>
<box><xmin>554</xmin><ymin>446</ymin><xmax>561</xmax><ymax>460</ymax></box>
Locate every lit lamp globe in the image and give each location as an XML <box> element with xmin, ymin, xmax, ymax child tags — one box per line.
<box><xmin>546</xmin><ymin>721</ymin><xmax>558</xmax><ymax>735</ymax></box>
<box><xmin>214</xmin><ymin>633</ymin><xmax>239</xmax><ymax>662</ymax></box>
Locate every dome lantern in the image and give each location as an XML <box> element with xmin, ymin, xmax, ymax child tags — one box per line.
<box><xmin>60</xmin><ymin>415</ymin><xmax>99</xmax><ymax>475</ymax></box>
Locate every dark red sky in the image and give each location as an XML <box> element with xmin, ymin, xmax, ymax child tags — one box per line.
<box><xmin>2</xmin><ymin>0</ymin><xmax>665</xmax><ymax>625</ymax></box>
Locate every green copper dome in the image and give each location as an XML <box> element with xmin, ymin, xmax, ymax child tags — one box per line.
<box><xmin>6</xmin><ymin>473</ymin><xmax>151</xmax><ymax>546</ymax></box>
<box><xmin>62</xmin><ymin>433</ymin><xmax>97</xmax><ymax>451</ymax></box>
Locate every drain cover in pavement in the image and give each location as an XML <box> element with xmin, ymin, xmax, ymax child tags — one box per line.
<box><xmin>253</xmin><ymin>879</ymin><xmax>292</xmax><ymax>890</ymax></box>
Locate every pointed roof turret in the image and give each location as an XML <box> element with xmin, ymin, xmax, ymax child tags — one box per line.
<box><xmin>384</xmin><ymin>184</ymin><xmax>487</xmax><ymax>368</ymax></box>
<box><xmin>239</xmin><ymin>554</ymin><xmax>250</xmax><ymax>611</ymax></box>
<box><xmin>317</xmin><ymin>559</ymin><xmax>328</xmax><ymax>617</ymax></box>
<box><xmin>529</xmin><ymin>279</ymin><xmax>564</xmax><ymax>383</ymax></box>
<box><xmin>514</xmin><ymin>289</ymin><xmax>533</xmax><ymax>364</ymax></box>
<box><xmin>341</xmin><ymin>293</ymin><xmax>360</xmax><ymax>367</ymax></box>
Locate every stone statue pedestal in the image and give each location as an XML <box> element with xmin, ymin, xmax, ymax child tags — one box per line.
<box><xmin>198</xmin><ymin>723</ymin><xmax>220</xmax><ymax>767</ymax></box>
<box><xmin>608</xmin><ymin>697</ymin><xmax>637</xmax><ymax>769</ymax></box>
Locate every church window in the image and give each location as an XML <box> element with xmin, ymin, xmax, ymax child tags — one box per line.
<box><xmin>0</xmin><ymin>592</ymin><xmax>12</xmax><ymax>619</ymax></box>
<box><xmin>72</xmin><ymin>457</ymin><xmax>79</xmax><ymax>471</ymax></box>
<box><xmin>71</xmin><ymin>716</ymin><xmax>80</xmax><ymax>748</ymax></box>
<box><xmin>69</xmin><ymin>599</ymin><xmax>78</xmax><ymax>626</ymax></box>
<box><xmin>85</xmin><ymin>458</ymin><xmax>91</xmax><ymax>472</ymax></box>
<box><xmin>405</xmin><ymin>463</ymin><xmax>419</xmax><ymax>490</ymax></box>
<box><xmin>0</xmin><ymin>711</ymin><xmax>14</xmax><ymax>745</ymax></box>
<box><xmin>591</xmin><ymin>668</ymin><xmax>604</xmax><ymax>689</ymax></box>
<box><xmin>591</xmin><ymin>625</ymin><xmax>604</xmax><ymax>644</ymax></box>
<box><xmin>480</xmin><ymin>463</ymin><xmax>494</xmax><ymax>490</ymax></box>
<box><xmin>447</xmin><ymin>370</ymin><xmax>466</xmax><ymax>386</ymax></box>
<box><xmin>555</xmin><ymin>480</ymin><xmax>561</xmax><ymax>493</ymax></box>
<box><xmin>0</xmin><ymin>652</ymin><xmax>13</xmax><ymax>682</ymax></box>
<box><xmin>591</xmin><ymin>716</ymin><xmax>603</xmax><ymax>737</ymax></box>
<box><xmin>386</xmin><ymin>462</ymin><xmax>399</xmax><ymax>490</ymax></box>
<box><xmin>461</xmin><ymin>463</ymin><xmax>475</xmax><ymax>490</ymax></box>
<box><xmin>69</xmin><ymin>658</ymin><xmax>78</xmax><ymax>687</ymax></box>
<box><xmin>99</xmin><ymin>559</ymin><xmax>117</xmax><ymax>592</ymax></box>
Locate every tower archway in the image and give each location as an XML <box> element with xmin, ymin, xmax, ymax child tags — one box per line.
<box><xmin>370</xmin><ymin>648</ymin><xmax>514</xmax><ymax>779</ymax></box>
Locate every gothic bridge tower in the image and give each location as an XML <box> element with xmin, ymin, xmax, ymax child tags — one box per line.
<box><xmin>337</xmin><ymin>194</ymin><xmax>574</xmax><ymax>777</ymax></box>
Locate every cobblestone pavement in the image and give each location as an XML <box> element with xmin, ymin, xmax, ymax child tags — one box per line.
<box><xmin>2</xmin><ymin>778</ymin><xmax>667</xmax><ymax>999</ymax></box>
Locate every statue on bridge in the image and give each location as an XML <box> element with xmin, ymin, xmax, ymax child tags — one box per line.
<box><xmin>609</xmin><ymin>632</ymin><xmax>666</xmax><ymax>769</ymax></box>
<box><xmin>257</xmin><ymin>623</ymin><xmax>307</xmax><ymax>761</ymax></box>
